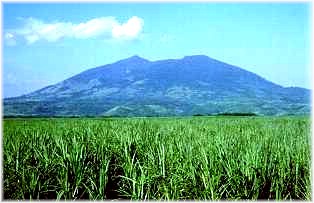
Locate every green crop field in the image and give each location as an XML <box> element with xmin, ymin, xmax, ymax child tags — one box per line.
<box><xmin>2</xmin><ymin>116</ymin><xmax>311</xmax><ymax>200</ymax></box>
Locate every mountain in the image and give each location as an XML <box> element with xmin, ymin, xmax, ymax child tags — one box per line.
<box><xmin>3</xmin><ymin>55</ymin><xmax>311</xmax><ymax>117</ymax></box>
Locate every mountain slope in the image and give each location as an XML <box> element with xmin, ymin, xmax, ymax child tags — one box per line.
<box><xmin>4</xmin><ymin>55</ymin><xmax>311</xmax><ymax>116</ymax></box>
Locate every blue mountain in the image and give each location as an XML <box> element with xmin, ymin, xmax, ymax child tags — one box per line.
<box><xmin>4</xmin><ymin>55</ymin><xmax>311</xmax><ymax>116</ymax></box>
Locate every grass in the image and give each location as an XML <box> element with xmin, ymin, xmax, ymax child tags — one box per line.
<box><xmin>2</xmin><ymin>116</ymin><xmax>311</xmax><ymax>200</ymax></box>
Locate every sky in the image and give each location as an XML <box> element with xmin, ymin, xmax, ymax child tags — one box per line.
<box><xmin>2</xmin><ymin>2</ymin><xmax>312</xmax><ymax>98</ymax></box>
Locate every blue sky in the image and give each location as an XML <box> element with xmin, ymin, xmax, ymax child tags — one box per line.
<box><xmin>3</xmin><ymin>2</ymin><xmax>311</xmax><ymax>98</ymax></box>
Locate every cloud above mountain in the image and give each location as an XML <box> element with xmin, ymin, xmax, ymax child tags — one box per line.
<box><xmin>4</xmin><ymin>32</ymin><xmax>17</xmax><ymax>46</ymax></box>
<box><xmin>5</xmin><ymin>16</ymin><xmax>144</xmax><ymax>44</ymax></box>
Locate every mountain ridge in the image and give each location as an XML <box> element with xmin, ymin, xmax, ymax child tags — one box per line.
<box><xmin>4</xmin><ymin>55</ymin><xmax>311</xmax><ymax>117</ymax></box>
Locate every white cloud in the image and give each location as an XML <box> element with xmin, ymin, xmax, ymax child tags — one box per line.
<box><xmin>4</xmin><ymin>32</ymin><xmax>17</xmax><ymax>46</ymax></box>
<box><xmin>7</xmin><ymin>16</ymin><xmax>144</xmax><ymax>44</ymax></box>
<box><xmin>5</xmin><ymin>33</ymin><xmax>14</xmax><ymax>39</ymax></box>
<box><xmin>112</xmin><ymin>16</ymin><xmax>144</xmax><ymax>40</ymax></box>
<box><xmin>72</xmin><ymin>17</ymin><xmax>117</xmax><ymax>39</ymax></box>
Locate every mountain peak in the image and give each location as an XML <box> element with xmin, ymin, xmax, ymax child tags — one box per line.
<box><xmin>183</xmin><ymin>55</ymin><xmax>209</xmax><ymax>59</ymax></box>
<box><xmin>4</xmin><ymin>54</ymin><xmax>310</xmax><ymax>116</ymax></box>
<box><xmin>119</xmin><ymin>55</ymin><xmax>149</xmax><ymax>63</ymax></box>
<box><xmin>129</xmin><ymin>55</ymin><xmax>144</xmax><ymax>60</ymax></box>
<box><xmin>182</xmin><ymin>55</ymin><xmax>213</xmax><ymax>62</ymax></box>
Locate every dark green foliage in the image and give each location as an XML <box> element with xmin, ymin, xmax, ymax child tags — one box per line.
<box><xmin>3</xmin><ymin>116</ymin><xmax>311</xmax><ymax>200</ymax></box>
<box><xmin>217</xmin><ymin>112</ymin><xmax>258</xmax><ymax>116</ymax></box>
